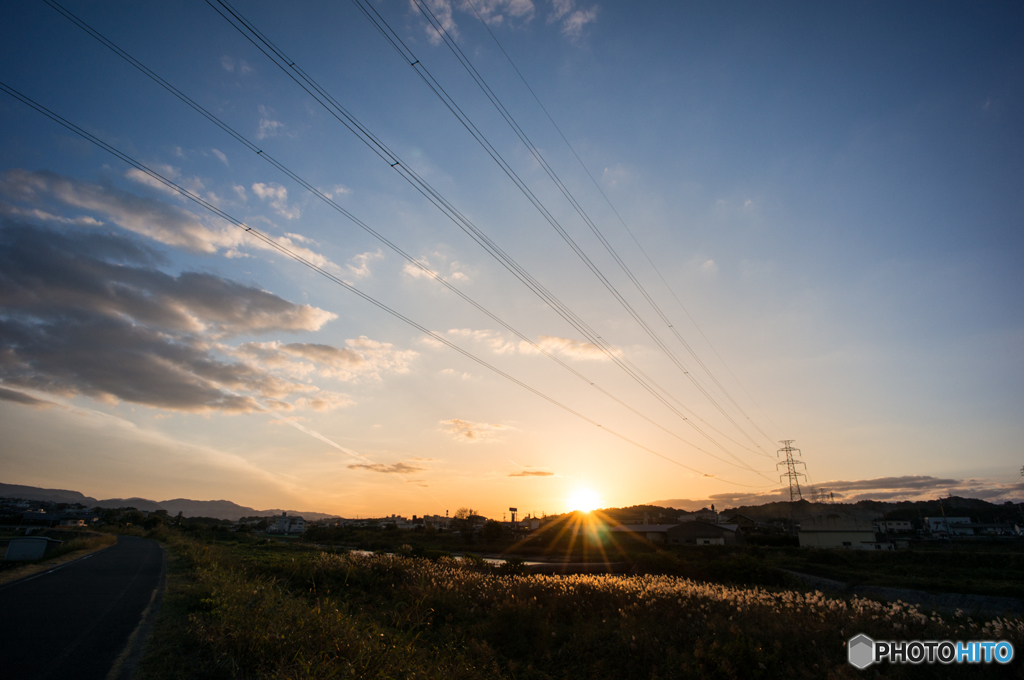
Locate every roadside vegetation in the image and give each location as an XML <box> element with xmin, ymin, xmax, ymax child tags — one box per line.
<box><xmin>0</xmin><ymin>529</ymin><xmax>116</xmax><ymax>584</ymax></box>
<box><xmin>135</xmin><ymin>528</ymin><xmax>1024</xmax><ymax>679</ymax></box>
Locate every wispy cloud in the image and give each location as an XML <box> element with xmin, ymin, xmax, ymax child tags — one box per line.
<box><xmin>220</xmin><ymin>56</ymin><xmax>253</xmax><ymax>74</ymax></box>
<box><xmin>441</xmin><ymin>368</ymin><xmax>474</xmax><ymax>380</ymax></box>
<box><xmin>322</xmin><ymin>184</ymin><xmax>351</xmax><ymax>200</ymax></box>
<box><xmin>548</xmin><ymin>0</ymin><xmax>597</xmax><ymax>41</ymax></box>
<box><xmin>0</xmin><ymin>203</ymin><xmax>102</xmax><ymax>227</ymax></box>
<box><xmin>403</xmin><ymin>260</ymin><xmax>438</xmax><ymax>279</ymax></box>
<box><xmin>462</xmin><ymin>0</ymin><xmax>535</xmax><ymax>26</ymax></box>
<box><xmin>348</xmin><ymin>460</ymin><xmax>429</xmax><ymax>474</ymax></box>
<box><xmin>448</xmin><ymin>328</ymin><xmax>517</xmax><ymax>354</ymax></box>
<box><xmin>441</xmin><ymin>418</ymin><xmax>515</xmax><ymax>443</ymax></box>
<box><xmin>212</xmin><ymin>149</ymin><xmax>228</xmax><ymax>165</ymax></box>
<box><xmin>509</xmin><ymin>469</ymin><xmax>554</xmax><ymax>477</ymax></box>
<box><xmin>402</xmin><ymin>254</ymin><xmax>468</xmax><ymax>282</ymax></box>
<box><xmin>232</xmin><ymin>337</ymin><xmax>417</xmax><ymax>383</ymax></box>
<box><xmin>0</xmin><ymin>169</ymin><xmax>337</xmax><ymax>269</ymax></box>
<box><xmin>601</xmin><ymin>164</ymin><xmax>629</xmax><ymax>187</ymax></box>
<box><xmin>252</xmin><ymin>182</ymin><xmax>300</xmax><ymax>220</ymax></box>
<box><xmin>415</xmin><ymin>0</ymin><xmax>459</xmax><ymax>45</ymax></box>
<box><xmin>294</xmin><ymin>391</ymin><xmax>354</xmax><ymax>412</ymax></box>
<box><xmin>348</xmin><ymin>249</ymin><xmax>384</xmax><ymax>278</ymax></box>
<box><xmin>446</xmin><ymin>328</ymin><xmax>609</xmax><ymax>360</ymax></box>
<box><xmin>652</xmin><ymin>475</ymin><xmax>1024</xmax><ymax>510</ymax></box>
<box><xmin>0</xmin><ymin>386</ymin><xmax>58</xmax><ymax>408</ymax></box>
<box><xmin>256</xmin><ymin>105</ymin><xmax>283</xmax><ymax>140</ymax></box>
<box><xmin>530</xmin><ymin>335</ymin><xmax>609</xmax><ymax>360</ymax></box>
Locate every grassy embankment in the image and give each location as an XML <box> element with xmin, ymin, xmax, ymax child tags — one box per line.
<box><xmin>773</xmin><ymin>542</ymin><xmax>1024</xmax><ymax>599</ymax></box>
<box><xmin>303</xmin><ymin>523</ymin><xmax>1024</xmax><ymax>599</ymax></box>
<box><xmin>136</xmin><ymin>529</ymin><xmax>1024</xmax><ymax>679</ymax></box>
<box><xmin>0</xmin><ymin>529</ymin><xmax>117</xmax><ymax>585</ymax></box>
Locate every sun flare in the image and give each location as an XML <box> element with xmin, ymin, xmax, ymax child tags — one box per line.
<box><xmin>567</xmin><ymin>488</ymin><xmax>602</xmax><ymax>513</ymax></box>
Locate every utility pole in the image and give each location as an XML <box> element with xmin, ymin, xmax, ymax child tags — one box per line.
<box><xmin>777</xmin><ymin>440</ymin><xmax>807</xmax><ymax>502</ymax></box>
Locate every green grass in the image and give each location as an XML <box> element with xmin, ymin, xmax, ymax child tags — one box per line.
<box><xmin>771</xmin><ymin>544</ymin><xmax>1024</xmax><ymax>598</ymax></box>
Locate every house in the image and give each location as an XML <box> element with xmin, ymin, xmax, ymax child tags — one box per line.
<box><xmin>272</xmin><ymin>513</ymin><xmax>305</xmax><ymax>535</ymax></box>
<box><xmin>925</xmin><ymin>517</ymin><xmax>973</xmax><ymax>537</ymax></box>
<box><xmin>678</xmin><ymin>507</ymin><xmax>721</xmax><ymax>524</ymax></box>
<box><xmin>667</xmin><ymin>521</ymin><xmax>740</xmax><ymax>546</ymax></box>
<box><xmin>421</xmin><ymin>514</ymin><xmax>451</xmax><ymax>530</ymax></box>
<box><xmin>798</xmin><ymin>515</ymin><xmax>879</xmax><ymax>549</ymax></box>
<box><xmin>21</xmin><ymin>510</ymin><xmax>60</xmax><ymax>527</ymax></box>
<box><xmin>725</xmin><ymin>514</ymin><xmax>757</xmax><ymax>531</ymax></box>
<box><xmin>871</xmin><ymin>519</ymin><xmax>913</xmax><ymax>533</ymax></box>
<box><xmin>609</xmin><ymin>524</ymin><xmax>680</xmax><ymax>544</ymax></box>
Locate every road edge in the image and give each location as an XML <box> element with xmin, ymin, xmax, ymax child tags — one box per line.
<box><xmin>0</xmin><ymin>540</ymin><xmax>117</xmax><ymax>590</ymax></box>
<box><xmin>106</xmin><ymin>541</ymin><xmax>168</xmax><ymax>680</ymax></box>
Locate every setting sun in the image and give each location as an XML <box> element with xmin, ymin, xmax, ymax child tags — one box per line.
<box><xmin>567</xmin><ymin>488</ymin><xmax>602</xmax><ymax>513</ymax></box>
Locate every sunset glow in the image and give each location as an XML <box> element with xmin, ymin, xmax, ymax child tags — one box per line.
<box><xmin>567</xmin><ymin>488</ymin><xmax>602</xmax><ymax>513</ymax></box>
<box><xmin>0</xmin><ymin>2</ymin><xmax>1020</xmax><ymax>519</ymax></box>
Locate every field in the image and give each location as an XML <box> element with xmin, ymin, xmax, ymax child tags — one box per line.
<box><xmin>136</xmin><ymin>530</ymin><xmax>1024</xmax><ymax>679</ymax></box>
<box><xmin>303</xmin><ymin>521</ymin><xmax>1024</xmax><ymax>598</ymax></box>
<box><xmin>774</xmin><ymin>541</ymin><xmax>1024</xmax><ymax>599</ymax></box>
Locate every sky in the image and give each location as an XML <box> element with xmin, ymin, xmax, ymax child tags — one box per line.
<box><xmin>0</xmin><ymin>0</ymin><xmax>1022</xmax><ymax>518</ymax></box>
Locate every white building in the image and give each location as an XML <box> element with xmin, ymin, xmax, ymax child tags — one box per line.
<box><xmin>677</xmin><ymin>507</ymin><xmax>724</xmax><ymax>524</ymax></box>
<box><xmin>925</xmin><ymin>517</ymin><xmax>973</xmax><ymax>536</ymax></box>
<box><xmin>798</xmin><ymin>515</ymin><xmax>881</xmax><ymax>550</ymax></box>
<box><xmin>421</xmin><ymin>514</ymin><xmax>451</xmax><ymax>530</ymax></box>
<box><xmin>872</xmin><ymin>519</ymin><xmax>913</xmax><ymax>533</ymax></box>
<box><xmin>273</xmin><ymin>513</ymin><xmax>305</xmax><ymax>535</ymax></box>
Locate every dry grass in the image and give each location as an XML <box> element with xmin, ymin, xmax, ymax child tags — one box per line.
<box><xmin>0</xmin><ymin>532</ymin><xmax>117</xmax><ymax>586</ymax></box>
<box><xmin>139</xmin><ymin>535</ymin><xmax>1024</xmax><ymax>679</ymax></box>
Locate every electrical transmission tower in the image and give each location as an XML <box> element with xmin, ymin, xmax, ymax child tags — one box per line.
<box><xmin>777</xmin><ymin>440</ymin><xmax>807</xmax><ymax>502</ymax></box>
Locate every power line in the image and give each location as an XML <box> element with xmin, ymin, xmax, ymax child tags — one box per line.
<box><xmin>460</xmin><ymin>0</ymin><xmax>787</xmax><ymax>445</ymax></box>
<box><xmin>40</xmin><ymin>0</ymin><xmax>773</xmax><ymax>479</ymax></box>
<box><xmin>0</xmin><ymin>77</ymin><xmax>775</xmax><ymax>489</ymax></box>
<box><xmin>354</xmin><ymin>0</ymin><xmax>775</xmax><ymax>457</ymax></box>
<box><xmin>364</xmin><ymin>1</ymin><xmax>770</xmax><ymax>456</ymax></box>
<box><xmin>202</xmin><ymin>0</ymin><xmax>777</xmax><ymax>472</ymax></box>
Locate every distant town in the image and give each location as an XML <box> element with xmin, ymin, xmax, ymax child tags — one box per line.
<box><xmin>4</xmin><ymin>483</ymin><xmax>1023</xmax><ymax>678</ymax></box>
<box><xmin>3</xmin><ymin>482</ymin><xmax>1021</xmax><ymax>552</ymax></box>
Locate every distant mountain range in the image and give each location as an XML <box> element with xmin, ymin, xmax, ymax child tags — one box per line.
<box><xmin>0</xmin><ymin>483</ymin><xmax>340</xmax><ymax>522</ymax></box>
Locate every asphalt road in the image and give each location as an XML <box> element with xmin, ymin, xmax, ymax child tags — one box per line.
<box><xmin>0</xmin><ymin>536</ymin><xmax>164</xmax><ymax>680</ymax></box>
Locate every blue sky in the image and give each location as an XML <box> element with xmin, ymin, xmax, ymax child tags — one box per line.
<box><xmin>0</xmin><ymin>0</ymin><xmax>1021</xmax><ymax>517</ymax></box>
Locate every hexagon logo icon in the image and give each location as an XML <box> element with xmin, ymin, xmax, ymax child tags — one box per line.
<box><xmin>848</xmin><ymin>634</ymin><xmax>875</xmax><ymax>669</ymax></box>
